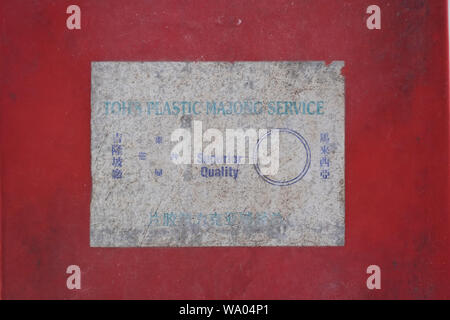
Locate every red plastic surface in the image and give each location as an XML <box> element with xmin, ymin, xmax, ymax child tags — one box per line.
<box><xmin>0</xmin><ymin>0</ymin><xmax>449</xmax><ymax>299</ymax></box>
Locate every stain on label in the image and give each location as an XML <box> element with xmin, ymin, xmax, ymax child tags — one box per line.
<box><xmin>90</xmin><ymin>61</ymin><xmax>345</xmax><ymax>247</ymax></box>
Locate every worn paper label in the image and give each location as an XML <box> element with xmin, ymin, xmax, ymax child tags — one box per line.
<box><xmin>90</xmin><ymin>61</ymin><xmax>345</xmax><ymax>247</ymax></box>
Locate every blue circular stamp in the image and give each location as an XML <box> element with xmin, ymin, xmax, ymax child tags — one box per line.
<box><xmin>253</xmin><ymin>128</ymin><xmax>311</xmax><ymax>186</ymax></box>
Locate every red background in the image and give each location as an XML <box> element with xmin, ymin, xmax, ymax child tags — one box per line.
<box><xmin>1</xmin><ymin>0</ymin><xmax>449</xmax><ymax>299</ymax></box>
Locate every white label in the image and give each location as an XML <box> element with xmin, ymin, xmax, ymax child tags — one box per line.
<box><xmin>90</xmin><ymin>61</ymin><xmax>345</xmax><ymax>247</ymax></box>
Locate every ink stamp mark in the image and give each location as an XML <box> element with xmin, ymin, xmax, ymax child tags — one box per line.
<box><xmin>253</xmin><ymin>128</ymin><xmax>311</xmax><ymax>186</ymax></box>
